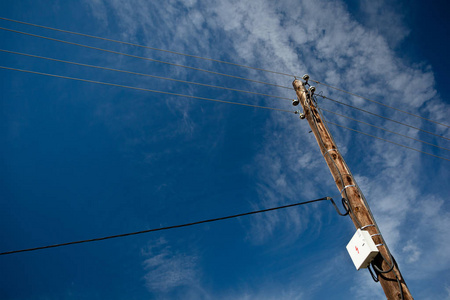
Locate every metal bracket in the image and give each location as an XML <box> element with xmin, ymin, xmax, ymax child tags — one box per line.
<box><xmin>340</xmin><ymin>184</ymin><xmax>356</xmax><ymax>195</ymax></box>
<box><xmin>323</xmin><ymin>148</ymin><xmax>338</xmax><ymax>156</ymax></box>
<box><xmin>361</xmin><ymin>224</ymin><xmax>375</xmax><ymax>230</ymax></box>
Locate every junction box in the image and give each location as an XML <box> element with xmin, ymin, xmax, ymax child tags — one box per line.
<box><xmin>346</xmin><ymin>229</ymin><xmax>379</xmax><ymax>270</ymax></box>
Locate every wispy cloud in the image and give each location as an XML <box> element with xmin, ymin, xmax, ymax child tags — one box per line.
<box><xmin>141</xmin><ymin>238</ymin><xmax>206</xmax><ymax>298</ymax></box>
<box><xmin>85</xmin><ymin>0</ymin><xmax>450</xmax><ymax>297</ymax></box>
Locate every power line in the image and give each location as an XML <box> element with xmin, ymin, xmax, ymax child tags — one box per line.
<box><xmin>0</xmin><ymin>16</ymin><xmax>297</xmax><ymax>78</ymax></box>
<box><xmin>0</xmin><ymin>66</ymin><xmax>294</xmax><ymax>113</ymax></box>
<box><xmin>311</xmin><ymin>79</ymin><xmax>450</xmax><ymax>128</ymax></box>
<box><xmin>0</xmin><ymin>49</ymin><xmax>292</xmax><ymax>101</ymax></box>
<box><xmin>325</xmin><ymin>121</ymin><xmax>450</xmax><ymax>162</ymax></box>
<box><xmin>319</xmin><ymin>107</ymin><xmax>450</xmax><ymax>152</ymax></box>
<box><xmin>0</xmin><ymin>26</ymin><xmax>292</xmax><ymax>90</ymax></box>
<box><xmin>317</xmin><ymin>94</ymin><xmax>450</xmax><ymax>142</ymax></box>
<box><xmin>1</xmin><ymin>17</ymin><xmax>445</xmax><ymax>133</ymax></box>
<box><xmin>0</xmin><ymin>197</ymin><xmax>341</xmax><ymax>256</ymax></box>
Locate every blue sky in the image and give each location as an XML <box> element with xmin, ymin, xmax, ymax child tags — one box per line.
<box><xmin>1</xmin><ymin>0</ymin><xmax>449</xmax><ymax>299</ymax></box>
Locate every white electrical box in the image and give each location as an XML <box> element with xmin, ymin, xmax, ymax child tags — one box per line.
<box><xmin>346</xmin><ymin>229</ymin><xmax>379</xmax><ymax>270</ymax></box>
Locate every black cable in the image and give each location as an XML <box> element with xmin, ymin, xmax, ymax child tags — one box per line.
<box><xmin>0</xmin><ymin>66</ymin><xmax>294</xmax><ymax>114</ymax></box>
<box><xmin>0</xmin><ymin>197</ymin><xmax>345</xmax><ymax>256</ymax></box>
<box><xmin>372</xmin><ymin>252</ymin><xmax>395</xmax><ymax>274</ymax></box>
<box><xmin>314</xmin><ymin>94</ymin><xmax>401</xmax><ymax>278</ymax></box>
<box><xmin>331</xmin><ymin>198</ymin><xmax>350</xmax><ymax>216</ymax></box>
<box><xmin>396</xmin><ymin>275</ymin><xmax>404</xmax><ymax>300</ymax></box>
<box><xmin>0</xmin><ymin>27</ymin><xmax>292</xmax><ymax>90</ymax></box>
<box><xmin>372</xmin><ymin>255</ymin><xmax>404</xmax><ymax>299</ymax></box>
<box><xmin>317</xmin><ymin>94</ymin><xmax>450</xmax><ymax>142</ymax></box>
<box><xmin>302</xmin><ymin>90</ymin><xmax>361</xmax><ymax>227</ymax></box>
<box><xmin>317</xmin><ymin>92</ymin><xmax>407</xmax><ymax>292</ymax></box>
<box><xmin>368</xmin><ymin>263</ymin><xmax>379</xmax><ymax>282</ymax></box>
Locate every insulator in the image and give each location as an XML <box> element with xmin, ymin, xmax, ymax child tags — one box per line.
<box><xmin>299</xmin><ymin>113</ymin><xmax>306</xmax><ymax>119</ymax></box>
<box><xmin>309</xmin><ymin>86</ymin><xmax>316</xmax><ymax>94</ymax></box>
<box><xmin>292</xmin><ymin>99</ymin><xmax>300</xmax><ymax>106</ymax></box>
<box><xmin>302</xmin><ymin>74</ymin><xmax>310</xmax><ymax>82</ymax></box>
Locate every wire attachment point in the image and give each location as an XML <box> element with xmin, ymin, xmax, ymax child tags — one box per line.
<box><xmin>323</xmin><ymin>148</ymin><xmax>338</xmax><ymax>156</ymax></box>
<box><xmin>327</xmin><ymin>197</ymin><xmax>350</xmax><ymax>216</ymax></box>
<box><xmin>361</xmin><ymin>224</ymin><xmax>376</xmax><ymax>230</ymax></box>
<box><xmin>302</xmin><ymin>74</ymin><xmax>309</xmax><ymax>83</ymax></box>
<box><xmin>340</xmin><ymin>184</ymin><xmax>356</xmax><ymax>195</ymax></box>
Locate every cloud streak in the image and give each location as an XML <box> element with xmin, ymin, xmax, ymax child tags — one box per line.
<box><xmin>84</xmin><ymin>0</ymin><xmax>450</xmax><ymax>298</ymax></box>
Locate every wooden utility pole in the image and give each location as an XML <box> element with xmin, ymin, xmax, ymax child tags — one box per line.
<box><xmin>292</xmin><ymin>78</ymin><xmax>412</xmax><ymax>300</ymax></box>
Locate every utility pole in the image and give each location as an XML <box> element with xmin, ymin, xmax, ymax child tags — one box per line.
<box><xmin>292</xmin><ymin>77</ymin><xmax>412</xmax><ymax>300</ymax></box>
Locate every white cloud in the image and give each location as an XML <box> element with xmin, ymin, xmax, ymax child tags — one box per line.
<box><xmin>141</xmin><ymin>238</ymin><xmax>204</xmax><ymax>296</ymax></box>
<box><xmin>402</xmin><ymin>240</ymin><xmax>421</xmax><ymax>263</ymax></box>
<box><xmin>85</xmin><ymin>0</ymin><xmax>450</xmax><ymax>297</ymax></box>
<box><xmin>357</xmin><ymin>0</ymin><xmax>411</xmax><ymax>48</ymax></box>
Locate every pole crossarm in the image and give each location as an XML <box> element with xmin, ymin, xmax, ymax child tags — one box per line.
<box><xmin>292</xmin><ymin>79</ymin><xmax>412</xmax><ymax>300</ymax></box>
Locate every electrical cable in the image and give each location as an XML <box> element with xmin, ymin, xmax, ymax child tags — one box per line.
<box><xmin>371</xmin><ymin>255</ymin><xmax>404</xmax><ymax>299</ymax></box>
<box><xmin>330</xmin><ymin>198</ymin><xmax>350</xmax><ymax>216</ymax></box>
<box><xmin>396</xmin><ymin>275</ymin><xmax>405</xmax><ymax>300</ymax></box>
<box><xmin>311</xmin><ymin>92</ymin><xmax>413</xmax><ymax>288</ymax></box>
<box><xmin>316</xmin><ymin>95</ymin><xmax>402</xmax><ymax>290</ymax></box>
<box><xmin>310</xmin><ymin>79</ymin><xmax>450</xmax><ymax>128</ymax></box>
<box><xmin>0</xmin><ymin>27</ymin><xmax>293</xmax><ymax>91</ymax></box>
<box><xmin>373</xmin><ymin>255</ymin><xmax>405</xmax><ymax>300</ymax></box>
<box><xmin>0</xmin><ymin>66</ymin><xmax>294</xmax><ymax>113</ymax></box>
<box><xmin>315</xmin><ymin>112</ymin><xmax>359</xmax><ymax>224</ymax></box>
<box><xmin>312</xmin><ymin>95</ymin><xmax>374</xmax><ymax>227</ymax></box>
<box><xmin>0</xmin><ymin>49</ymin><xmax>292</xmax><ymax>101</ymax></box>
<box><xmin>297</xmin><ymin>85</ymin><xmax>362</xmax><ymax>228</ymax></box>
<box><xmin>372</xmin><ymin>253</ymin><xmax>395</xmax><ymax>274</ymax></box>
<box><xmin>325</xmin><ymin>120</ymin><xmax>450</xmax><ymax>162</ymax></box>
<box><xmin>0</xmin><ymin>196</ymin><xmax>346</xmax><ymax>256</ymax></box>
<box><xmin>318</xmin><ymin>97</ymin><xmax>401</xmax><ymax>281</ymax></box>
<box><xmin>317</xmin><ymin>94</ymin><xmax>450</xmax><ymax>142</ymax></box>
<box><xmin>368</xmin><ymin>264</ymin><xmax>379</xmax><ymax>282</ymax></box>
<box><xmin>301</xmin><ymin>78</ymin><xmax>403</xmax><ymax>296</ymax></box>
<box><xmin>1</xmin><ymin>16</ymin><xmax>445</xmax><ymax>134</ymax></box>
<box><xmin>320</xmin><ymin>107</ymin><xmax>450</xmax><ymax>152</ymax></box>
<box><xmin>0</xmin><ymin>17</ymin><xmax>297</xmax><ymax>78</ymax></box>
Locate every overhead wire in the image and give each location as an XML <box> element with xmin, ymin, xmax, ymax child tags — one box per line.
<box><xmin>0</xmin><ymin>196</ymin><xmax>346</xmax><ymax>256</ymax></box>
<box><xmin>316</xmin><ymin>94</ymin><xmax>450</xmax><ymax>142</ymax></box>
<box><xmin>0</xmin><ymin>66</ymin><xmax>294</xmax><ymax>113</ymax></box>
<box><xmin>325</xmin><ymin>120</ymin><xmax>450</xmax><ymax>162</ymax></box>
<box><xmin>1</xmin><ymin>17</ymin><xmax>446</xmax><ymax>132</ymax></box>
<box><xmin>0</xmin><ymin>18</ymin><xmax>436</xmax><ymax>289</ymax></box>
<box><xmin>0</xmin><ymin>49</ymin><xmax>292</xmax><ymax>101</ymax></box>
<box><xmin>0</xmin><ymin>16</ymin><xmax>296</xmax><ymax>78</ymax></box>
<box><xmin>0</xmin><ymin>27</ymin><xmax>292</xmax><ymax>90</ymax></box>
<box><xmin>310</xmin><ymin>79</ymin><xmax>450</xmax><ymax>128</ymax></box>
<box><xmin>305</xmin><ymin>91</ymin><xmax>363</xmax><ymax>228</ymax></box>
<box><xmin>319</xmin><ymin>107</ymin><xmax>450</xmax><ymax>152</ymax></box>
